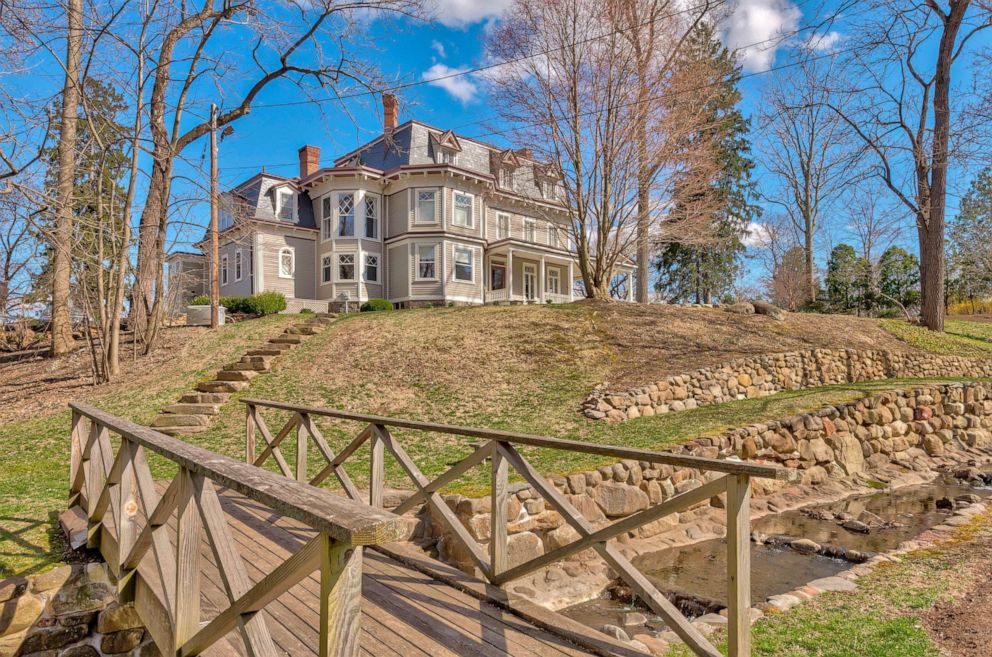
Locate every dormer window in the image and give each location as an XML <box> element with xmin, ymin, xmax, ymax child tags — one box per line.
<box><xmin>437</xmin><ymin>149</ymin><xmax>457</xmax><ymax>165</ymax></box>
<box><xmin>275</xmin><ymin>187</ymin><xmax>297</xmax><ymax>222</ymax></box>
<box><xmin>541</xmin><ymin>180</ymin><xmax>557</xmax><ymax>199</ymax></box>
<box><xmin>499</xmin><ymin>168</ymin><xmax>513</xmax><ymax>189</ymax></box>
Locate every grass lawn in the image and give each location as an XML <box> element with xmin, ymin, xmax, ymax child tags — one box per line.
<box><xmin>2</xmin><ymin>304</ymin><xmax>990</xmax><ymax>579</ymax></box>
<box><xmin>667</xmin><ymin>513</ymin><xmax>992</xmax><ymax>657</ymax></box>
<box><xmin>881</xmin><ymin>318</ymin><xmax>992</xmax><ymax>358</ymax></box>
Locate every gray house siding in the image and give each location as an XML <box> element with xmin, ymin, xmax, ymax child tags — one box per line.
<box><xmin>260</xmin><ymin>232</ymin><xmax>315</xmax><ymax>299</ymax></box>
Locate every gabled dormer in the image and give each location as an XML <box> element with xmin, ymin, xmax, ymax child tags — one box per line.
<box><xmin>490</xmin><ymin>149</ymin><xmax>521</xmax><ymax>190</ymax></box>
<box><xmin>430</xmin><ymin>129</ymin><xmax>462</xmax><ymax>165</ymax></box>
<box><xmin>533</xmin><ymin>162</ymin><xmax>562</xmax><ymax>201</ymax></box>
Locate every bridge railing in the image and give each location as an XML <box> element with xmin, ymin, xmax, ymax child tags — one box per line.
<box><xmin>242</xmin><ymin>397</ymin><xmax>799</xmax><ymax>657</ymax></box>
<box><xmin>68</xmin><ymin>402</ymin><xmax>406</xmax><ymax>657</ymax></box>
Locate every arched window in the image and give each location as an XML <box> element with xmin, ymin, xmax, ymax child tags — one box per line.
<box><xmin>278</xmin><ymin>247</ymin><xmax>295</xmax><ymax>279</ymax></box>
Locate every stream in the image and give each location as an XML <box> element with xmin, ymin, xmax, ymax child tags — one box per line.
<box><xmin>561</xmin><ymin>477</ymin><xmax>991</xmax><ymax>635</ymax></box>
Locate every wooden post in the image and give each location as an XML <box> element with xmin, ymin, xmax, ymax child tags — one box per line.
<box><xmin>318</xmin><ymin>533</ymin><xmax>363</xmax><ymax>657</ymax></box>
<box><xmin>726</xmin><ymin>474</ymin><xmax>752</xmax><ymax>657</ymax></box>
<box><xmin>490</xmin><ymin>444</ymin><xmax>508</xmax><ymax>578</ymax></box>
<box><xmin>117</xmin><ymin>439</ymin><xmax>139</xmax><ymax>602</ymax></box>
<box><xmin>175</xmin><ymin>469</ymin><xmax>202</xmax><ymax>651</ymax></box>
<box><xmin>69</xmin><ymin>411</ymin><xmax>86</xmax><ymax>506</ymax></box>
<box><xmin>209</xmin><ymin>103</ymin><xmax>220</xmax><ymax>329</ymax></box>
<box><xmin>246</xmin><ymin>404</ymin><xmax>256</xmax><ymax>465</ymax></box>
<box><xmin>369</xmin><ymin>428</ymin><xmax>384</xmax><ymax>509</ymax></box>
<box><xmin>85</xmin><ymin>423</ymin><xmax>108</xmax><ymax>549</ymax></box>
<box><xmin>296</xmin><ymin>414</ymin><xmax>308</xmax><ymax>483</ymax></box>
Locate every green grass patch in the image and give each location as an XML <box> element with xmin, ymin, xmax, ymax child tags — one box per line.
<box><xmin>882</xmin><ymin>319</ymin><xmax>992</xmax><ymax>358</ymax></box>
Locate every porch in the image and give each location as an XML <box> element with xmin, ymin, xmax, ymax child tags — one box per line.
<box><xmin>483</xmin><ymin>246</ymin><xmax>576</xmax><ymax>305</ymax></box>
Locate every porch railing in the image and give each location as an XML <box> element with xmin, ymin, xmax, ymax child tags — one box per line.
<box><xmin>241</xmin><ymin>398</ymin><xmax>798</xmax><ymax>657</ymax></box>
<box><xmin>484</xmin><ymin>288</ymin><xmax>510</xmax><ymax>303</ymax></box>
<box><xmin>68</xmin><ymin>402</ymin><xmax>406</xmax><ymax>657</ymax></box>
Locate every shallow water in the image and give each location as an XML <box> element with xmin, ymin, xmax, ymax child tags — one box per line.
<box><xmin>560</xmin><ymin>479</ymin><xmax>990</xmax><ymax>632</ymax></box>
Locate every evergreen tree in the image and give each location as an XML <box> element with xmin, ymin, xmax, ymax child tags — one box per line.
<box><xmin>825</xmin><ymin>244</ymin><xmax>870</xmax><ymax>313</ymax></box>
<box><xmin>878</xmin><ymin>246</ymin><xmax>920</xmax><ymax>311</ymax></box>
<box><xmin>946</xmin><ymin>167</ymin><xmax>992</xmax><ymax>305</ymax></box>
<box><xmin>653</xmin><ymin>23</ymin><xmax>758</xmax><ymax>303</ymax></box>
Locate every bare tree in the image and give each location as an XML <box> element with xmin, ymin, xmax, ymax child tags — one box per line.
<box><xmin>843</xmin><ymin>182</ymin><xmax>908</xmax><ymax>263</ymax></box>
<box><xmin>759</xmin><ymin>53</ymin><xmax>855</xmax><ymax>304</ymax></box>
<box><xmin>131</xmin><ymin>0</ymin><xmax>421</xmax><ymax>352</ymax></box>
<box><xmin>49</xmin><ymin>0</ymin><xmax>83</xmax><ymax>356</ymax></box>
<box><xmin>829</xmin><ymin>0</ymin><xmax>992</xmax><ymax>331</ymax></box>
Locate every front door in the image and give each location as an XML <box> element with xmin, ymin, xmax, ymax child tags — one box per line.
<box><xmin>523</xmin><ymin>264</ymin><xmax>537</xmax><ymax>300</ymax></box>
<box><xmin>491</xmin><ymin>263</ymin><xmax>506</xmax><ymax>290</ymax></box>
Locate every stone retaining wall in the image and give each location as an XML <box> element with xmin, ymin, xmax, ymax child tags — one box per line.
<box><xmin>432</xmin><ymin>382</ymin><xmax>992</xmax><ymax>577</ymax></box>
<box><xmin>0</xmin><ymin>564</ymin><xmax>156</xmax><ymax>657</ymax></box>
<box><xmin>582</xmin><ymin>348</ymin><xmax>992</xmax><ymax>422</ymax></box>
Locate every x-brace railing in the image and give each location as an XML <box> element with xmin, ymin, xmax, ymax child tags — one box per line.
<box><xmin>242</xmin><ymin>398</ymin><xmax>798</xmax><ymax>657</ymax></box>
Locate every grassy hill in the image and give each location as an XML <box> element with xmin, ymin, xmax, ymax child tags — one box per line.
<box><xmin>3</xmin><ymin>302</ymin><xmax>991</xmax><ymax>577</ymax></box>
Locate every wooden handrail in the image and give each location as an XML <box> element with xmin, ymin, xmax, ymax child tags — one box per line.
<box><xmin>242</xmin><ymin>397</ymin><xmax>786</xmax><ymax>657</ymax></box>
<box><xmin>240</xmin><ymin>397</ymin><xmax>797</xmax><ymax>481</ymax></box>
<box><xmin>70</xmin><ymin>402</ymin><xmax>405</xmax><ymax>546</ymax></box>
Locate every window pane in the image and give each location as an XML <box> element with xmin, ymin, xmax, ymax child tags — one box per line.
<box><xmin>322</xmin><ymin>197</ymin><xmax>332</xmax><ymax>239</ymax></box>
<box><xmin>279</xmin><ymin>250</ymin><xmax>294</xmax><ymax>277</ymax></box>
<box><xmin>338</xmin><ymin>254</ymin><xmax>355</xmax><ymax>280</ymax></box>
<box><xmin>338</xmin><ymin>194</ymin><xmax>354</xmax><ymax>236</ymax></box>
<box><xmin>418</xmin><ymin>245</ymin><xmax>435</xmax><ymax>278</ymax></box>
<box><xmin>454</xmin><ymin>193</ymin><xmax>472</xmax><ymax>227</ymax></box>
<box><xmin>365</xmin><ymin>255</ymin><xmax>378</xmax><ymax>282</ymax></box>
<box><xmin>454</xmin><ymin>247</ymin><xmax>472</xmax><ymax>281</ymax></box>
<box><xmin>417</xmin><ymin>191</ymin><xmax>435</xmax><ymax>222</ymax></box>
<box><xmin>322</xmin><ymin>256</ymin><xmax>331</xmax><ymax>283</ymax></box>
<box><xmin>497</xmin><ymin>214</ymin><xmax>509</xmax><ymax>239</ymax></box>
<box><xmin>364</xmin><ymin>195</ymin><xmax>377</xmax><ymax>238</ymax></box>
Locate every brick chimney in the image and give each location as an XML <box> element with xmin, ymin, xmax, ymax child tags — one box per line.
<box><xmin>383</xmin><ymin>93</ymin><xmax>399</xmax><ymax>136</ymax></box>
<box><xmin>298</xmin><ymin>145</ymin><xmax>320</xmax><ymax>178</ymax></box>
<box><xmin>515</xmin><ymin>147</ymin><xmax>532</xmax><ymax>160</ymax></box>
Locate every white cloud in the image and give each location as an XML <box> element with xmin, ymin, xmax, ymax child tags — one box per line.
<box><xmin>431</xmin><ymin>39</ymin><xmax>447</xmax><ymax>58</ymax></box>
<box><xmin>743</xmin><ymin>221</ymin><xmax>772</xmax><ymax>247</ymax></box>
<box><xmin>429</xmin><ymin>0</ymin><xmax>514</xmax><ymax>28</ymax></box>
<box><xmin>722</xmin><ymin>0</ymin><xmax>802</xmax><ymax>73</ymax></box>
<box><xmin>422</xmin><ymin>63</ymin><xmax>479</xmax><ymax>103</ymax></box>
<box><xmin>803</xmin><ymin>30</ymin><xmax>843</xmax><ymax>53</ymax></box>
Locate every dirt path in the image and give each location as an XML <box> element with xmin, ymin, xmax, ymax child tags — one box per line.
<box><xmin>923</xmin><ymin>530</ymin><xmax>992</xmax><ymax>657</ymax></box>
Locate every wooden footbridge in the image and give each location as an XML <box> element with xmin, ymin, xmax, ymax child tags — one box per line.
<box><xmin>66</xmin><ymin>400</ymin><xmax>795</xmax><ymax>657</ymax></box>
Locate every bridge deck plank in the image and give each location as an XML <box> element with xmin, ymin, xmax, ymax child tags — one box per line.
<box><xmin>141</xmin><ymin>482</ymin><xmax>612</xmax><ymax>657</ymax></box>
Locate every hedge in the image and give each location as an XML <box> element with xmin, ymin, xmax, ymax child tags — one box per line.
<box><xmin>360</xmin><ymin>298</ymin><xmax>393</xmax><ymax>312</ymax></box>
<box><xmin>188</xmin><ymin>291</ymin><xmax>287</xmax><ymax>316</ymax></box>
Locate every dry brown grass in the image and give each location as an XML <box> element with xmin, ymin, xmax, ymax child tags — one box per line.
<box><xmin>579</xmin><ymin>300</ymin><xmax>915</xmax><ymax>390</ymax></box>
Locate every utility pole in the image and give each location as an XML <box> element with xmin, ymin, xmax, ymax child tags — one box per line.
<box><xmin>210</xmin><ymin>104</ymin><xmax>220</xmax><ymax>328</ymax></box>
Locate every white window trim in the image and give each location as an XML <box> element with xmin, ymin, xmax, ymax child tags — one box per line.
<box><xmin>415</xmin><ymin>189</ymin><xmax>439</xmax><ymax>225</ymax></box>
<box><xmin>523</xmin><ymin>218</ymin><xmax>537</xmax><ymax>243</ymax></box>
<box><xmin>415</xmin><ymin>243</ymin><xmax>439</xmax><ymax>281</ymax></box>
<box><xmin>364</xmin><ymin>193</ymin><xmax>380</xmax><ymax>240</ymax></box>
<box><xmin>278</xmin><ymin>246</ymin><xmax>295</xmax><ymax>279</ymax></box>
<box><xmin>436</xmin><ymin>148</ymin><xmax>457</xmax><ymax>165</ymax></box>
<box><xmin>275</xmin><ymin>187</ymin><xmax>298</xmax><ymax>222</ymax></box>
<box><xmin>321</xmin><ymin>254</ymin><xmax>332</xmax><ymax>285</ymax></box>
<box><xmin>452</xmin><ymin>191</ymin><xmax>474</xmax><ymax>229</ymax></box>
<box><xmin>234</xmin><ymin>248</ymin><xmax>243</xmax><ymax>282</ymax></box>
<box><xmin>321</xmin><ymin>196</ymin><xmax>333</xmax><ymax>242</ymax></box>
<box><xmin>452</xmin><ymin>245</ymin><xmax>475</xmax><ymax>284</ymax></box>
<box><xmin>547</xmin><ymin>268</ymin><xmax>560</xmax><ymax>294</ymax></box>
<box><xmin>496</xmin><ymin>212</ymin><xmax>510</xmax><ymax>240</ymax></box>
<box><xmin>337</xmin><ymin>192</ymin><xmax>356</xmax><ymax>238</ymax></box>
<box><xmin>336</xmin><ymin>253</ymin><xmax>357</xmax><ymax>282</ymax></box>
<box><xmin>221</xmin><ymin>254</ymin><xmax>229</xmax><ymax>286</ymax></box>
<box><xmin>364</xmin><ymin>253</ymin><xmax>379</xmax><ymax>283</ymax></box>
<box><xmin>523</xmin><ymin>263</ymin><xmax>537</xmax><ymax>299</ymax></box>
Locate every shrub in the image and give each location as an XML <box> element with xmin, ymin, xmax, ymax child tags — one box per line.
<box><xmin>190</xmin><ymin>294</ymin><xmax>210</xmax><ymax>306</ymax></box>
<box><xmin>360</xmin><ymin>298</ymin><xmax>393</xmax><ymax>312</ymax></box>
<box><xmin>948</xmin><ymin>299</ymin><xmax>992</xmax><ymax>315</ymax></box>
<box><xmin>299</xmin><ymin>308</ymin><xmax>314</xmax><ymax>315</ymax></box>
<box><xmin>243</xmin><ymin>291</ymin><xmax>287</xmax><ymax>315</ymax></box>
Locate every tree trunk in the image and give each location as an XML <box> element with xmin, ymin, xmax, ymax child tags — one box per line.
<box><xmin>50</xmin><ymin>0</ymin><xmax>82</xmax><ymax>357</ymax></box>
<box><xmin>804</xmin><ymin>217</ymin><xmax>815</xmax><ymax>302</ymax></box>
<box><xmin>132</xmin><ymin>155</ymin><xmax>169</xmax><ymax>346</ymax></box>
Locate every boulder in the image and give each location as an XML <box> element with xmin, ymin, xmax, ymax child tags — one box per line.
<box><xmin>590</xmin><ymin>482</ymin><xmax>649</xmax><ymax>517</ymax></box>
<box><xmin>0</xmin><ymin>593</ymin><xmax>43</xmax><ymax>636</ymax></box>
<box><xmin>723</xmin><ymin>302</ymin><xmax>755</xmax><ymax>315</ymax></box>
<box><xmin>506</xmin><ymin>532</ymin><xmax>544</xmax><ymax>570</ymax></box>
<box><xmin>789</xmin><ymin>538</ymin><xmax>821</xmax><ymax>555</ymax></box>
<box><xmin>97</xmin><ymin>603</ymin><xmax>144</xmax><ymax>634</ymax></box>
<box><xmin>922</xmin><ymin>434</ymin><xmax>944</xmax><ymax>456</ymax></box>
<box><xmin>751</xmin><ymin>300</ymin><xmax>786</xmax><ymax>321</ymax></box>
<box><xmin>600</xmin><ymin>625</ymin><xmax>629</xmax><ymax>642</ymax></box>
<box><xmin>832</xmin><ymin>433</ymin><xmax>865</xmax><ymax>475</ymax></box>
<box><xmin>101</xmin><ymin>628</ymin><xmax>145</xmax><ymax>654</ymax></box>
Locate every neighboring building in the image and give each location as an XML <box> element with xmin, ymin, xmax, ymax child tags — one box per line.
<box><xmin>187</xmin><ymin>95</ymin><xmax>633</xmax><ymax>311</ymax></box>
<box><xmin>165</xmin><ymin>251</ymin><xmax>208</xmax><ymax>316</ymax></box>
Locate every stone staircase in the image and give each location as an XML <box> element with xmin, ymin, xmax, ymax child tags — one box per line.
<box><xmin>150</xmin><ymin>313</ymin><xmax>336</xmax><ymax>436</ymax></box>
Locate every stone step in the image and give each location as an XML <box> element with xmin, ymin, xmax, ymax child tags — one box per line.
<box><xmin>295</xmin><ymin>325</ymin><xmax>322</xmax><ymax>335</ymax></box>
<box><xmin>151</xmin><ymin>413</ymin><xmax>211</xmax><ymax>428</ymax></box>
<box><xmin>155</xmin><ymin>425</ymin><xmax>211</xmax><ymax>436</ymax></box>
<box><xmin>240</xmin><ymin>355</ymin><xmax>273</xmax><ymax>364</ymax></box>
<box><xmin>216</xmin><ymin>369</ymin><xmax>259</xmax><ymax>382</ymax></box>
<box><xmin>196</xmin><ymin>380</ymin><xmax>249</xmax><ymax>393</ymax></box>
<box><xmin>246</xmin><ymin>349</ymin><xmax>284</xmax><ymax>357</ymax></box>
<box><xmin>164</xmin><ymin>403</ymin><xmax>222</xmax><ymax>416</ymax></box>
<box><xmin>269</xmin><ymin>336</ymin><xmax>302</xmax><ymax>345</ymax></box>
<box><xmin>179</xmin><ymin>392</ymin><xmax>231</xmax><ymax>404</ymax></box>
<box><xmin>224</xmin><ymin>361</ymin><xmax>270</xmax><ymax>372</ymax></box>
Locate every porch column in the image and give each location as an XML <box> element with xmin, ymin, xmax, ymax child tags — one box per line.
<box><xmin>507</xmin><ymin>248</ymin><xmax>513</xmax><ymax>302</ymax></box>
<box><xmin>539</xmin><ymin>255</ymin><xmax>545</xmax><ymax>303</ymax></box>
<box><xmin>627</xmin><ymin>272</ymin><xmax>635</xmax><ymax>302</ymax></box>
<box><xmin>567</xmin><ymin>260</ymin><xmax>574</xmax><ymax>301</ymax></box>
